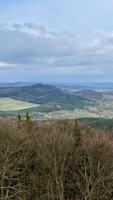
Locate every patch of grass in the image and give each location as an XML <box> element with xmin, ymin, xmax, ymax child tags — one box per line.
<box><xmin>0</xmin><ymin>98</ymin><xmax>39</xmax><ymax>111</ymax></box>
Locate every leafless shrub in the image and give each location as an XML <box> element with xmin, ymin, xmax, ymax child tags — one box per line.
<box><xmin>0</xmin><ymin>119</ymin><xmax>113</xmax><ymax>199</ymax></box>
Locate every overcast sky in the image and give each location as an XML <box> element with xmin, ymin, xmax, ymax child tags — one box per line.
<box><xmin>0</xmin><ymin>0</ymin><xmax>113</xmax><ymax>83</ymax></box>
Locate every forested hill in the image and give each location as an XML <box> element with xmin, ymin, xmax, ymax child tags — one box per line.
<box><xmin>0</xmin><ymin>83</ymin><xmax>91</xmax><ymax>107</ymax></box>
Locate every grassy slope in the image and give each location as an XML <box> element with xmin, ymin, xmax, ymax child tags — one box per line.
<box><xmin>0</xmin><ymin>98</ymin><xmax>39</xmax><ymax>111</ymax></box>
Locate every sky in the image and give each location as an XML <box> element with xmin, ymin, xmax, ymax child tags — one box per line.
<box><xmin>0</xmin><ymin>0</ymin><xmax>113</xmax><ymax>83</ymax></box>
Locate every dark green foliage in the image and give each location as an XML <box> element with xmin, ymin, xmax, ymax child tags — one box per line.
<box><xmin>79</xmin><ymin>118</ymin><xmax>113</xmax><ymax>130</ymax></box>
<box><xmin>17</xmin><ymin>114</ymin><xmax>21</xmax><ymax>121</ymax></box>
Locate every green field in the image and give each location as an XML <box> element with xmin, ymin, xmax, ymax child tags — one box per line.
<box><xmin>0</xmin><ymin>98</ymin><xmax>39</xmax><ymax>111</ymax></box>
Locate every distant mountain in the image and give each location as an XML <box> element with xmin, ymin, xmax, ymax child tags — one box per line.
<box><xmin>57</xmin><ymin>83</ymin><xmax>113</xmax><ymax>91</ymax></box>
<box><xmin>0</xmin><ymin>82</ymin><xmax>35</xmax><ymax>87</ymax></box>
<box><xmin>74</xmin><ymin>90</ymin><xmax>103</xmax><ymax>99</ymax></box>
<box><xmin>0</xmin><ymin>83</ymin><xmax>92</xmax><ymax>108</ymax></box>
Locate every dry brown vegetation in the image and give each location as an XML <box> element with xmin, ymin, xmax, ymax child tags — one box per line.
<box><xmin>0</xmin><ymin>118</ymin><xmax>113</xmax><ymax>199</ymax></box>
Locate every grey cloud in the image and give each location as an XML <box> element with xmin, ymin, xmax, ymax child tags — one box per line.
<box><xmin>24</xmin><ymin>23</ymin><xmax>47</xmax><ymax>33</ymax></box>
<box><xmin>0</xmin><ymin>22</ymin><xmax>113</xmax><ymax>75</ymax></box>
